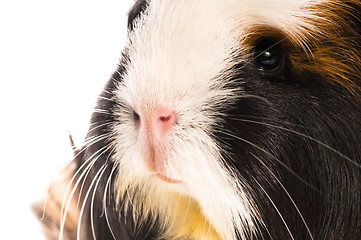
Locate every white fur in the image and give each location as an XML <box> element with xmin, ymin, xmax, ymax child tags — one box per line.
<box><xmin>111</xmin><ymin>0</ymin><xmax>328</xmax><ymax>239</ymax></box>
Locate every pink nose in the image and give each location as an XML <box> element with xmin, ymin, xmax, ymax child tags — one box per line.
<box><xmin>153</xmin><ymin>109</ymin><xmax>177</xmax><ymax>135</ymax></box>
<box><xmin>137</xmin><ymin>108</ymin><xmax>177</xmax><ymax>173</ymax></box>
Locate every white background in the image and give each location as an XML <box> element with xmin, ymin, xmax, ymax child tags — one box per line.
<box><xmin>0</xmin><ymin>0</ymin><xmax>133</xmax><ymax>238</ymax></box>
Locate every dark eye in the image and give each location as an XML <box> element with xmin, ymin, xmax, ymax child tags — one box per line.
<box><xmin>254</xmin><ymin>38</ymin><xmax>285</xmax><ymax>74</ymax></box>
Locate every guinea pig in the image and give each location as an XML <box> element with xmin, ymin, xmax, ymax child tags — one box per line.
<box><xmin>34</xmin><ymin>0</ymin><xmax>361</xmax><ymax>239</ymax></box>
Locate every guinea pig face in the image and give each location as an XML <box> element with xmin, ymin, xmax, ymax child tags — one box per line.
<box><xmin>112</xmin><ymin>1</ymin><xmax>273</xmax><ymax>238</ymax></box>
<box><xmin>99</xmin><ymin>0</ymin><xmax>361</xmax><ymax>239</ymax></box>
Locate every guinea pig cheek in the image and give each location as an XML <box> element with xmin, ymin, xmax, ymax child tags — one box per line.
<box><xmin>137</xmin><ymin>108</ymin><xmax>181</xmax><ymax>183</ymax></box>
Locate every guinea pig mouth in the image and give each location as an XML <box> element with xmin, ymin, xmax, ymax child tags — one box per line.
<box><xmin>156</xmin><ymin>172</ymin><xmax>182</xmax><ymax>183</ymax></box>
<box><xmin>149</xmin><ymin>159</ymin><xmax>182</xmax><ymax>184</ymax></box>
<box><xmin>141</xmin><ymin>147</ymin><xmax>181</xmax><ymax>183</ymax></box>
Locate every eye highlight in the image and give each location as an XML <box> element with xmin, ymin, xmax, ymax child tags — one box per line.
<box><xmin>253</xmin><ymin>38</ymin><xmax>285</xmax><ymax>74</ymax></box>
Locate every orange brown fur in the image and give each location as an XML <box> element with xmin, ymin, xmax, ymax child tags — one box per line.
<box><xmin>289</xmin><ymin>1</ymin><xmax>361</xmax><ymax>95</ymax></box>
<box><xmin>243</xmin><ymin>0</ymin><xmax>361</xmax><ymax>95</ymax></box>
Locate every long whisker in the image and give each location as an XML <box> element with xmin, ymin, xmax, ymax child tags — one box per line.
<box><xmin>252</xmin><ymin>153</ymin><xmax>314</xmax><ymax>240</ymax></box>
<box><xmin>90</xmin><ymin>164</ymin><xmax>109</xmax><ymax>240</ymax></box>
<box><xmin>101</xmin><ymin>89</ymin><xmax>112</xmax><ymax>95</ymax></box>
<box><xmin>59</xmin><ymin>133</ymin><xmax>111</xmax><ymax>214</ymax></box>
<box><xmin>71</xmin><ymin>135</ymin><xmax>114</xmax><ymax>214</ymax></box>
<box><xmin>75</xmin><ymin>146</ymin><xmax>113</xmax><ymax>240</ymax></box>
<box><xmin>103</xmin><ymin>162</ymin><xmax>119</xmax><ymax>240</ymax></box>
<box><xmin>87</xmin><ymin>121</ymin><xmax>113</xmax><ymax>135</ymax></box>
<box><xmin>217</xmin><ymin>129</ymin><xmax>318</xmax><ymax>191</ymax></box>
<box><xmin>102</xmin><ymin>158</ymin><xmax>117</xmax><ymax>216</ymax></box>
<box><xmin>41</xmin><ymin>183</ymin><xmax>52</xmax><ymax>220</ymax></box>
<box><xmin>99</xmin><ymin>146</ymin><xmax>118</xmax><ymax>237</ymax></box>
<box><xmin>59</xmin><ymin>158</ymin><xmax>94</xmax><ymax>240</ymax></box>
<box><xmin>238</xmin><ymin>39</ymin><xmax>286</xmax><ymax>69</ymax></box>
<box><xmin>125</xmin><ymin>183</ymin><xmax>139</xmax><ymax>222</ymax></box>
<box><xmin>93</xmin><ymin>109</ymin><xmax>113</xmax><ymax>115</ymax></box>
<box><xmin>228</xmin><ymin>114</ymin><xmax>305</xmax><ymax>128</ymax></box>
<box><xmin>42</xmin><ymin>136</ymin><xmax>101</xmax><ymax>224</ymax></box>
<box><xmin>75</xmin><ymin>156</ymin><xmax>101</xmax><ymax>212</ymax></box>
<box><xmin>252</xmin><ymin>177</ymin><xmax>296</xmax><ymax>240</ymax></box>
<box><xmin>83</xmin><ymin>135</ymin><xmax>105</xmax><ymax>147</ymax></box>
<box><xmin>59</xmin><ymin>143</ymin><xmax>111</xmax><ymax>239</ymax></box>
<box><xmin>98</xmin><ymin>95</ymin><xmax>115</xmax><ymax>102</ymax></box>
<box><xmin>74</xmin><ymin>134</ymin><xmax>111</xmax><ymax>204</ymax></box>
<box><xmin>231</xmin><ymin>117</ymin><xmax>361</xmax><ymax>169</ymax></box>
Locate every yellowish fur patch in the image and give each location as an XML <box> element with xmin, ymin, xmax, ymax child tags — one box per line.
<box><xmin>167</xmin><ymin>194</ymin><xmax>222</xmax><ymax>240</ymax></box>
<box><xmin>116</xmin><ymin>174</ymin><xmax>223</xmax><ymax>239</ymax></box>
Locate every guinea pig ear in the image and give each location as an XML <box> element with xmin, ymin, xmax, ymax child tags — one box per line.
<box><xmin>127</xmin><ymin>0</ymin><xmax>148</xmax><ymax>31</ymax></box>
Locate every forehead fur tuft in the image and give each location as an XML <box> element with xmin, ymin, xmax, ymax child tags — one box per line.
<box><xmin>289</xmin><ymin>0</ymin><xmax>361</xmax><ymax>94</ymax></box>
<box><xmin>235</xmin><ymin>0</ymin><xmax>361</xmax><ymax>95</ymax></box>
<box><xmin>128</xmin><ymin>0</ymin><xmax>361</xmax><ymax>96</ymax></box>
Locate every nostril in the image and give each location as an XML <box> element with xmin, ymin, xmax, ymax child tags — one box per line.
<box><xmin>159</xmin><ymin>115</ymin><xmax>171</xmax><ymax>122</ymax></box>
<box><xmin>154</xmin><ymin>109</ymin><xmax>177</xmax><ymax>135</ymax></box>
<box><xmin>157</xmin><ymin>111</ymin><xmax>177</xmax><ymax>124</ymax></box>
<box><xmin>134</xmin><ymin>108</ymin><xmax>177</xmax><ymax>135</ymax></box>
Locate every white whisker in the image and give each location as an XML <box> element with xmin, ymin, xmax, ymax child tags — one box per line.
<box><xmin>87</xmin><ymin>122</ymin><xmax>113</xmax><ymax>135</ymax></box>
<box><xmin>72</xmin><ymin>135</ymin><xmax>114</xmax><ymax>211</ymax></box>
<box><xmin>252</xmin><ymin>177</ymin><xmax>295</xmax><ymax>240</ymax></box>
<box><xmin>82</xmin><ymin>133</ymin><xmax>113</xmax><ymax>150</ymax></box>
<box><xmin>103</xmin><ymin>163</ymin><xmax>119</xmax><ymax>240</ymax></box>
<box><xmin>59</xmin><ymin>143</ymin><xmax>111</xmax><ymax>240</ymax></box>
<box><xmin>93</xmin><ymin>109</ymin><xmax>113</xmax><ymax>115</ymax></box>
<box><xmin>90</xmin><ymin>164</ymin><xmax>109</xmax><ymax>240</ymax></box>
<box><xmin>59</xmin><ymin>158</ymin><xmax>94</xmax><ymax>240</ymax></box>
<box><xmin>40</xmin><ymin>183</ymin><xmax>52</xmax><ymax>220</ymax></box>
<box><xmin>232</xmin><ymin>118</ymin><xmax>361</xmax><ymax>169</ymax></box>
<box><xmin>101</xmin><ymin>89</ymin><xmax>112</xmax><ymax>95</ymax></box>
<box><xmin>218</xmin><ymin>129</ymin><xmax>317</xmax><ymax>191</ymax></box>
<box><xmin>76</xmin><ymin>146</ymin><xmax>113</xmax><ymax>240</ymax></box>
<box><xmin>252</xmin><ymin>153</ymin><xmax>314</xmax><ymax>240</ymax></box>
<box><xmin>98</xmin><ymin>96</ymin><xmax>115</xmax><ymax>102</ymax></box>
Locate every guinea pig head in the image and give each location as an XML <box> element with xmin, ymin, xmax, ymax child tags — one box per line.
<box><xmin>92</xmin><ymin>0</ymin><xmax>361</xmax><ymax>239</ymax></box>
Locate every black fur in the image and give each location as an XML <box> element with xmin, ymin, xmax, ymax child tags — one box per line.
<box><xmin>37</xmin><ymin>1</ymin><xmax>361</xmax><ymax>239</ymax></box>
<box><xmin>80</xmin><ymin>39</ymin><xmax>361</xmax><ymax>240</ymax></box>
<box><xmin>127</xmin><ymin>0</ymin><xmax>148</xmax><ymax>31</ymax></box>
<box><xmin>215</xmin><ymin>63</ymin><xmax>361</xmax><ymax>239</ymax></box>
